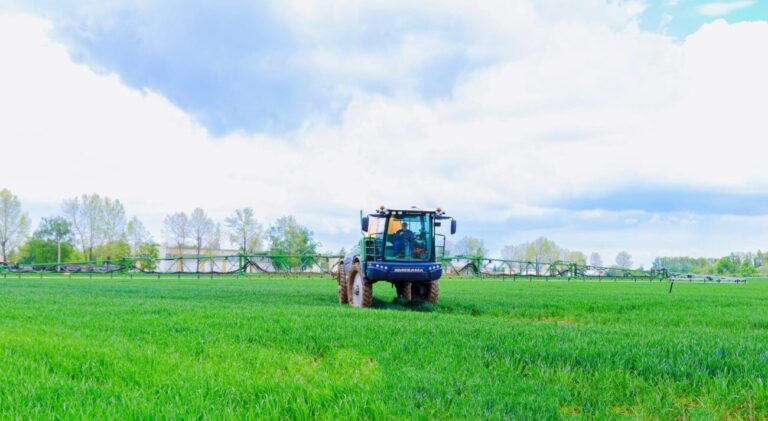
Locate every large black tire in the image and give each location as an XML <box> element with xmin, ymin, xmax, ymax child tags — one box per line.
<box><xmin>412</xmin><ymin>281</ymin><xmax>439</xmax><ymax>305</ymax></box>
<box><xmin>425</xmin><ymin>281</ymin><xmax>439</xmax><ymax>305</ymax></box>
<box><xmin>396</xmin><ymin>282</ymin><xmax>412</xmax><ymax>301</ymax></box>
<box><xmin>347</xmin><ymin>261</ymin><xmax>373</xmax><ymax>308</ymax></box>
<box><xmin>337</xmin><ymin>261</ymin><xmax>348</xmax><ymax>304</ymax></box>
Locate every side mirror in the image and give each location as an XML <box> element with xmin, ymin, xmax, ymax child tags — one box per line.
<box><xmin>361</xmin><ymin>216</ymin><xmax>369</xmax><ymax>232</ymax></box>
<box><xmin>450</xmin><ymin>219</ymin><xmax>457</xmax><ymax>235</ymax></box>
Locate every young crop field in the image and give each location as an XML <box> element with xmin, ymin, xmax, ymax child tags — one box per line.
<box><xmin>0</xmin><ymin>276</ymin><xmax>766</xmax><ymax>419</ymax></box>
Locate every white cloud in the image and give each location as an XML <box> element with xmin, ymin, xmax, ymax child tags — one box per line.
<box><xmin>1</xmin><ymin>7</ymin><xmax>768</xmax><ymax>262</ymax></box>
<box><xmin>697</xmin><ymin>1</ymin><xmax>756</xmax><ymax>16</ymax></box>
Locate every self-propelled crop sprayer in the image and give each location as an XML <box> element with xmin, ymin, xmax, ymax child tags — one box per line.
<box><xmin>338</xmin><ymin>206</ymin><xmax>457</xmax><ymax>307</ymax></box>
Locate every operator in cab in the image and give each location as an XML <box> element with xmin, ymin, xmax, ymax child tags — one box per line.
<box><xmin>392</xmin><ymin>222</ymin><xmax>416</xmax><ymax>258</ymax></box>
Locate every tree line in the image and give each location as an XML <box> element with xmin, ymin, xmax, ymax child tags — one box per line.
<box><xmin>2</xmin><ymin>187</ymin><xmax>766</xmax><ymax>275</ymax></box>
<box><xmin>451</xmin><ymin>235</ymin><xmax>635</xmax><ymax>269</ymax></box>
<box><xmin>450</xmin><ymin>235</ymin><xmax>768</xmax><ymax>276</ymax></box>
<box><xmin>0</xmin><ymin>189</ymin><xmax>319</xmax><ymax>266</ymax></box>
<box><xmin>652</xmin><ymin>253</ymin><xmax>768</xmax><ymax>277</ymax></box>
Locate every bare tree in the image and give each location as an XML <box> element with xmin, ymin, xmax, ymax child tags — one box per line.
<box><xmin>501</xmin><ymin>244</ymin><xmax>526</xmax><ymax>273</ymax></box>
<box><xmin>62</xmin><ymin>194</ymin><xmax>104</xmax><ymax>261</ymax></box>
<box><xmin>501</xmin><ymin>245</ymin><xmax>519</xmax><ymax>261</ymax></box>
<box><xmin>225</xmin><ymin>207</ymin><xmax>263</xmax><ymax>253</ymax></box>
<box><xmin>503</xmin><ymin>237</ymin><xmax>586</xmax><ymax>275</ymax></box>
<box><xmin>61</xmin><ymin>198</ymin><xmax>82</xmax><ymax>257</ymax></box>
<box><xmin>0</xmin><ymin>189</ymin><xmax>30</xmax><ymax>262</ymax></box>
<box><xmin>589</xmin><ymin>252</ymin><xmax>603</xmax><ymax>267</ymax></box>
<box><xmin>616</xmin><ymin>251</ymin><xmax>633</xmax><ymax>269</ymax></box>
<box><xmin>163</xmin><ymin>212</ymin><xmax>189</xmax><ymax>256</ymax></box>
<box><xmin>206</xmin><ymin>223</ymin><xmax>222</xmax><ymax>256</ymax></box>
<box><xmin>126</xmin><ymin>216</ymin><xmax>151</xmax><ymax>254</ymax></box>
<box><xmin>454</xmin><ymin>236</ymin><xmax>487</xmax><ymax>258</ymax></box>
<box><xmin>101</xmin><ymin>198</ymin><xmax>126</xmax><ymax>243</ymax></box>
<box><xmin>189</xmin><ymin>208</ymin><xmax>214</xmax><ymax>258</ymax></box>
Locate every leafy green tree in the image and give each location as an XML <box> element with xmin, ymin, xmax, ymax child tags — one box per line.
<box><xmin>715</xmin><ymin>256</ymin><xmax>736</xmax><ymax>275</ymax></box>
<box><xmin>0</xmin><ymin>188</ymin><xmax>30</xmax><ymax>262</ymax></box>
<box><xmin>269</xmin><ymin>216</ymin><xmax>319</xmax><ymax>271</ymax></box>
<box><xmin>758</xmin><ymin>263</ymin><xmax>768</xmax><ymax>276</ymax></box>
<box><xmin>525</xmin><ymin>237</ymin><xmax>560</xmax><ymax>264</ymax></box>
<box><xmin>92</xmin><ymin>240</ymin><xmax>132</xmax><ymax>263</ymax></box>
<box><xmin>740</xmin><ymin>260</ymin><xmax>758</xmax><ymax>276</ymax></box>
<box><xmin>652</xmin><ymin>255</ymin><xmax>746</xmax><ymax>274</ymax></box>
<box><xmin>34</xmin><ymin>217</ymin><xmax>73</xmax><ymax>267</ymax></box>
<box><xmin>755</xmin><ymin>250</ymin><xmax>767</xmax><ymax>268</ymax></box>
<box><xmin>567</xmin><ymin>251</ymin><xmax>586</xmax><ymax>265</ymax></box>
<box><xmin>136</xmin><ymin>242</ymin><xmax>159</xmax><ymax>271</ymax></box>
<box><xmin>17</xmin><ymin>238</ymin><xmax>79</xmax><ymax>265</ymax></box>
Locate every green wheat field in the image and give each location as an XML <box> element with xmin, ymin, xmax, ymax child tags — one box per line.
<box><xmin>0</xmin><ymin>276</ymin><xmax>766</xmax><ymax>419</ymax></box>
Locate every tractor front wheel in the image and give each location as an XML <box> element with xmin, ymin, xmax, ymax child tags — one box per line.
<box><xmin>425</xmin><ymin>281</ymin><xmax>439</xmax><ymax>305</ymax></box>
<box><xmin>413</xmin><ymin>281</ymin><xmax>439</xmax><ymax>305</ymax></box>
<box><xmin>348</xmin><ymin>262</ymin><xmax>373</xmax><ymax>308</ymax></box>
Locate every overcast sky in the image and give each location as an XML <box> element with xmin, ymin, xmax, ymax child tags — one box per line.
<box><xmin>1</xmin><ymin>0</ymin><xmax>767</xmax><ymax>266</ymax></box>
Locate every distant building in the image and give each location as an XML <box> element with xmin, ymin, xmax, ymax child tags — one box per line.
<box><xmin>157</xmin><ymin>245</ymin><xmax>242</xmax><ymax>273</ymax></box>
<box><xmin>160</xmin><ymin>245</ymin><xmax>239</xmax><ymax>258</ymax></box>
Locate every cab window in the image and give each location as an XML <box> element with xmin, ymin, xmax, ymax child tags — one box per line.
<box><xmin>384</xmin><ymin>214</ymin><xmax>432</xmax><ymax>261</ymax></box>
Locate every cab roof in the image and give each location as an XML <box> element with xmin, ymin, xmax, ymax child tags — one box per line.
<box><xmin>369</xmin><ymin>207</ymin><xmax>451</xmax><ymax>218</ymax></box>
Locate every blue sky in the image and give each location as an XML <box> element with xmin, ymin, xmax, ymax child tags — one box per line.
<box><xmin>640</xmin><ymin>0</ymin><xmax>768</xmax><ymax>37</ymax></box>
<box><xmin>8</xmin><ymin>0</ymin><xmax>764</xmax><ymax>136</ymax></box>
<box><xmin>1</xmin><ymin>1</ymin><xmax>768</xmax><ymax>266</ymax></box>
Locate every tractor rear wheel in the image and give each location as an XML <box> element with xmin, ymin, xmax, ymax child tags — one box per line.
<box><xmin>337</xmin><ymin>260</ymin><xmax>348</xmax><ymax>304</ymax></box>
<box><xmin>348</xmin><ymin>261</ymin><xmax>373</xmax><ymax>308</ymax></box>
<box><xmin>396</xmin><ymin>282</ymin><xmax>412</xmax><ymax>301</ymax></box>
